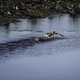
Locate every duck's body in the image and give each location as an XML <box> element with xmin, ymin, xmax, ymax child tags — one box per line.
<box><xmin>44</xmin><ymin>31</ymin><xmax>64</xmax><ymax>38</ymax></box>
<box><xmin>34</xmin><ymin>31</ymin><xmax>64</xmax><ymax>42</ymax></box>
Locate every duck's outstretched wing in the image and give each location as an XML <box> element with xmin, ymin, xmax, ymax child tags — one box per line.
<box><xmin>54</xmin><ymin>32</ymin><xmax>64</xmax><ymax>38</ymax></box>
<box><xmin>58</xmin><ymin>33</ymin><xmax>64</xmax><ymax>37</ymax></box>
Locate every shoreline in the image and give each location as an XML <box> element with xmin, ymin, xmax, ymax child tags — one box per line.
<box><xmin>0</xmin><ymin>12</ymin><xmax>79</xmax><ymax>25</ymax></box>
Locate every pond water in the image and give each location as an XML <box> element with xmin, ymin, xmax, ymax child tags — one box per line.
<box><xmin>0</xmin><ymin>14</ymin><xmax>80</xmax><ymax>80</ymax></box>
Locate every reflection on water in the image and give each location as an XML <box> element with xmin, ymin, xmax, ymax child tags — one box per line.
<box><xmin>0</xmin><ymin>15</ymin><xmax>80</xmax><ymax>39</ymax></box>
<box><xmin>0</xmin><ymin>14</ymin><xmax>80</xmax><ymax>80</ymax></box>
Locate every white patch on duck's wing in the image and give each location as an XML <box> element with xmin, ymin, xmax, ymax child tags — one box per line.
<box><xmin>43</xmin><ymin>34</ymin><xmax>49</xmax><ymax>38</ymax></box>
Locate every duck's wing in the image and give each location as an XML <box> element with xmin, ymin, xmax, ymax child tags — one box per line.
<box><xmin>58</xmin><ymin>33</ymin><xmax>64</xmax><ymax>37</ymax></box>
<box><xmin>54</xmin><ymin>32</ymin><xmax>64</xmax><ymax>37</ymax></box>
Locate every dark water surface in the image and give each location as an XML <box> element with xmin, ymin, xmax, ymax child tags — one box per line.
<box><xmin>0</xmin><ymin>14</ymin><xmax>80</xmax><ymax>80</ymax></box>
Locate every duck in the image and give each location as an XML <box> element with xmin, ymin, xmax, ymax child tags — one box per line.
<box><xmin>44</xmin><ymin>31</ymin><xmax>64</xmax><ymax>39</ymax></box>
<box><xmin>34</xmin><ymin>31</ymin><xmax>64</xmax><ymax>42</ymax></box>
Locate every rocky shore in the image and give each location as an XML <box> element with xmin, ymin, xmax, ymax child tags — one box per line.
<box><xmin>0</xmin><ymin>0</ymin><xmax>80</xmax><ymax>22</ymax></box>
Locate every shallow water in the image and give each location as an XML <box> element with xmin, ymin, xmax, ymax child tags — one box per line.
<box><xmin>0</xmin><ymin>14</ymin><xmax>80</xmax><ymax>80</ymax></box>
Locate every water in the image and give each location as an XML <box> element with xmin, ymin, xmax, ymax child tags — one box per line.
<box><xmin>0</xmin><ymin>14</ymin><xmax>80</xmax><ymax>80</ymax></box>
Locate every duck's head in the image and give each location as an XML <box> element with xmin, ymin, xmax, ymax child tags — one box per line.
<box><xmin>52</xmin><ymin>31</ymin><xmax>58</xmax><ymax>35</ymax></box>
<box><xmin>53</xmin><ymin>31</ymin><xmax>64</xmax><ymax>37</ymax></box>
